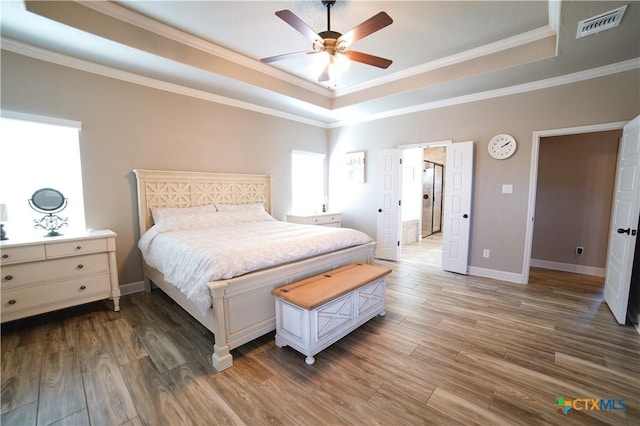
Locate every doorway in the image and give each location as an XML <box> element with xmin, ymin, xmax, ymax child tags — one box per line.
<box><xmin>530</xmin><ymin>130</ymin><xmax>620</xmax><ymax>277</ymax></box>
<box><xmin>400</xmin><ymin>144</ymin><xmax>447</xmax><ymax>265</ymax></box>
<box><xmin>524</xmin><ymin>121</ymin><xmax>628</xmax><ymax>284</ymax></box>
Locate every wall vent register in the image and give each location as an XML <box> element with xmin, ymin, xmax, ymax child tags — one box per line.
<box><xmin>576</xmin><ymin>5</ymin><xmax>627</xmax><ymax>39</ymax></box>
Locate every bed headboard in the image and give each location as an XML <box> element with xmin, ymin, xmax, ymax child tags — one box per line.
<box><xmin>133</xmin><ymin>169</ymin><xmax>272</xmax><ymax>232</ymax></box>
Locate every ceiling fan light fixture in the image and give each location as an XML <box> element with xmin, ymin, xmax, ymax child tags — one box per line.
<box><xmin>311</xmin><ymin>50</ymin><xmax>330</xmax><ymax>76</ymax></box>
<box><xmin>311</xmin><ymin>50</ymin><xmax>350</xmax><ymax>82</ymax></box>
<box><xmin>263</xmin><ymin>0</ymin><xmax>392</xmax><ymax>84</ymax></box>
<box><xmin>331</xmin><ymin>52</ymin><xmax>351</xmax><ymax>77</ymax></box>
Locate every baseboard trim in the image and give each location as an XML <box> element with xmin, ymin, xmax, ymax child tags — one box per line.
<box><xmin>468</xmin><ymin>266</ymin><xmax>525</xmax><ymax>284</ymax></box>
<box><xmin>120</xmin><ymin>280</ymin><xmax>146</xmax><ymax>296</ymax></box>
<box><xmin>530</xmin><ymin>259</ymin><xmax>605</xmax><ymax>277</ymax></box>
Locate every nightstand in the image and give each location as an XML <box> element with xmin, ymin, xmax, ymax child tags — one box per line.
<box><xmin>286</xmin><ymin>212</ymin><xmax>342</xmax><ymax>227</ymax></box>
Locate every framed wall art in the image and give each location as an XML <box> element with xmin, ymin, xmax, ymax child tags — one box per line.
<box><xmin>346</xmin><ymin>151</ymin><xmax>366</xmax><ymax>183</ymax></box>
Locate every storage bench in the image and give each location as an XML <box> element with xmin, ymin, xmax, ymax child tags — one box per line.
<box><xmin>271</xmin><ymin>263</ymin><xmax>391</xmax><ymax>365</ymax></box>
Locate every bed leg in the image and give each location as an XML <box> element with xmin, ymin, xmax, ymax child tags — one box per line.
<box><xmin>210</xmin><ymin>280</ymin><xmax>232</xmax><ymax>372</ymax></box>
<box><xmin>212</xmin><ymin>345</ymin><xmax>233</xmax><ymax>371</ymax></box>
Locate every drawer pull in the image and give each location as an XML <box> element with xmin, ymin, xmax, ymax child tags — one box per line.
<box><xmin>76</xmin><ymin>245</ymin><xmax>82</xmax><ymax>250</ymax></box>
<box><xmin>2</xmin><ymin>254</ymin><xmax>8</xmax><ymax>259</ymax></box>
<box><xmin>4</xmin><ymin>275</ymin><xmax>13</xmax><ymax>281</ymax></box>
<box><xmin>8</xmin><ymin>299</ymin><xmax>16</xmax><ymax>305</ymax></box>
<box><xmin>77</xmin><ymin>264</ymin><xmax>84</xmax><ymax>269</ymax></box>
<box><xmin>80</xmin><ymin>285</ymin><xmax>86</xmax><ymax>291</ymax></box>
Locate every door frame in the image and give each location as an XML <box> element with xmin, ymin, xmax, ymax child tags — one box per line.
<box><xmin>523</xmin><ymin>121</ymin><xmax>628</xmax><ymax>284</ymax></box>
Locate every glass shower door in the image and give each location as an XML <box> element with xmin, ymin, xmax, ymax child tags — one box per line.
<box><xmin>422</xmin><ymin>161</ymin><xmax>444</xmax><ymax>237</ymax></box>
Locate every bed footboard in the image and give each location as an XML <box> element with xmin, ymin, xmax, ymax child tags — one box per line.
<box><xmin>208</xmin><ymin>241</ymin><xmax>376</xmax><ymax>371</ymax></box>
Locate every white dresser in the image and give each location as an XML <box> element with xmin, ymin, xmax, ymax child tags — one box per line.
<box><xmin>0</xmin><ymin>230</ymin><xmax>120</xmax><ymax>323</ymax></box>
<box><xmin>286</xmin><ymin>212</ymin><xmax>342</xmax><ymax>227</ymax></box>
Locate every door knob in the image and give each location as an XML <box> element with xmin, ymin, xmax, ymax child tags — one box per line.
<box><xmin>617</xmin><ymin>228</ymin><xmax>631</xmax><ymax>235</ymax></box>
<box><xmin>463</xmin><ymin>214</ymin><xmax>469</xmax><ymax>219</ymax></box>
<box><xmin>378</xmin><ymin>209</ymin><xmax>382</xmax><ymax>212</ymax></box>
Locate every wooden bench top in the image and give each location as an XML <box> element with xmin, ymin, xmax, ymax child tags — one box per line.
<box><xmin>271</xmin><ymin>263</ymin><xmax>392</xmax><ymax>310</ymax></box>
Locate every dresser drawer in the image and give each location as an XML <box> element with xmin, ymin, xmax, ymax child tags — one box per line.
<box><xmin>286</xmin><ymin>213</ymin><xmax>342</xmax><ymax>226</ymax></box>
<box><xmin>1</xmin><ymin>253</ymin><xmax>109</xmax><ymax>288</ymax></box>
<box><xmin>1</xmin><ymin>244</ymin><xmax>46</xmax><ymax>265</ymax></box>
<box><xmin>46</xmin><ymin>238</ymin><xmax>108</xmax><ymax>258</ymax></box>
<box><xmin>1</xmin><ymin>274</ymin><xmax>111</xmax><ymax>319</ymax></box>
<box><xmin>311</xmin><ymin>214</ymin><xmax>342</xmax><ymax>225</ymax></box>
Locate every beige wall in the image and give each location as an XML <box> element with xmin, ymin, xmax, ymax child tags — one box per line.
<box><xmin>532</xmin><ymin>131</ymin><xmax>620</xmax><ymax>268</ymax></box>
<box><xmin>329</xmin><ymin>70</ymin><xmax>639</xmax><ymax>277</ymax></box>
<box><xmin>1</xmin><ymin>51</ymin><xmax>327</xmax><ymax>285</ymax></box>
<box><xmin>2</xmin><ymin>49</ymin><xmax>639</xmax><ymax>285</ymax></box>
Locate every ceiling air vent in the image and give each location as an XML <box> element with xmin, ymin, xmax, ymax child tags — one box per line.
<box><xmin>576</xmin><ymin>5</ymin><xmax>628</xmax><ymax>39</ymax></box>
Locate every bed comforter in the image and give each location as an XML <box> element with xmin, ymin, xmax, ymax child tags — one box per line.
<box><xmin>139</xmin><ymin>218</ymin><xmax>373</xmax><ymax>316</ymax></box>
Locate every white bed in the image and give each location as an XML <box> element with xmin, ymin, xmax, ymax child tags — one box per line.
<box><xmin>134</xmin><ymin>169</ymin><xmax>376</xmax><ymax>371</ymax></box>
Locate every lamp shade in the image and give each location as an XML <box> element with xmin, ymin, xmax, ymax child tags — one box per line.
<box><xmin>0</xmin><ymin>204</ymin><xmax>7</xmax><ymax>222</ymax></box>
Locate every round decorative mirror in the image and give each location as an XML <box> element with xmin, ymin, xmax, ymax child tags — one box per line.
<box><xmin>29</xmin><ymin>188</ymin><xmax>67</xmax><ymax>213</ymax></box>
<box><xmin>29</xmin><ymin>188</ymin><xmax>69</xmax><ymax>237</ymax></box>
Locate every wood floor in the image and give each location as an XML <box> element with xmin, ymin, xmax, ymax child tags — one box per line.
<box><xmin>2</xmin><ymin>237</ymin><xmax>639</xmax><ymax>425</ymax></box>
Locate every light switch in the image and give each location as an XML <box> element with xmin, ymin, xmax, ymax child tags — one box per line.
<box><xmin>502</xmin><ymin>184</ymin><xmax>513</xmax><ymax>194</ymax></box>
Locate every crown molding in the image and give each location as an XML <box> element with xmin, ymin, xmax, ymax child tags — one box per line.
<box><xmin>334</xmin><ymin>26</ymin><xmax>557</xmax><ymax>97</ymax></box>
<box><xmin>74</xmin><ymin>2</ymin><xmax>558</xmax><ymax>101</ymax></box>
<box><xmin>329</xmin><ymin>58</ymin><xmax>640</xmax><ymax>127</ymax></box>
<box><xmin>3</xmin><ymin>37</ymin><xmax>637</xmax><ymax>130</ymax></box>
<box><xmin>78</xmin><ymin>0</ymin><xmax>332</xmax><ymax>98</ymax></box>
<box><xmin>1</xmin><ymin>37</ymin><xmax>331</xmax><ymax>128</ymax></box>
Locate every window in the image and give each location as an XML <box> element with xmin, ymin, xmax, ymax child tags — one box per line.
<box><xmin>0</xmin><ymin>114</ymin><xmax>85</xmax><ymax>239</ymax></box>
<box><xmin>291</xmin><ymin>150</ymin><xmax>326</xmax><ymax>215</ymax></box>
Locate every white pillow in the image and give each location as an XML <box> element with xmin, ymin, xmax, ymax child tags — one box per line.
<box><xmin>157</xmin><ymin>209</ymin><xmax>274</xmax><ymax>231</ymax></box>
<box><xmin>155</xmin><ymin>211</ymin><xmax>228</xmax><ymax>230</ymax></box>
<box><xmin>152</xmin><ymin>204</ymin><xmax>217</xmax><ymax>224</ymax></box>
<box><xmin>215</xmin><ymin>202</ymin><xmax>265</xmax><ymax>212</ymax></box>
<box><xmin>222</xmin><ymin>208</ymin><xmax>274</xmax><ymax>224</ymax></box>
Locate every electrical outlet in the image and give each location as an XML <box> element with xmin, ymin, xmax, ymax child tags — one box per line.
<box><xmin>576</xmin><ymin>246</ymin><xmax>584</xmax><ymax>255</ymax></box>
<box><xmin>483</xmin><ymin>249</ymin><xmax>490</xmax><ymax>258</ymax></box>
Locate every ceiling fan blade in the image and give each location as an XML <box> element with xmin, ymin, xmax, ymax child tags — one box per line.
<box><xmin>275</xmin><ymin>10</ymin><xmax>321</xmax><ymax>43</ymax></box>
<box><xmin>261</xmin><ymin>51</ymin><xmax>314</xmax><ymax>64</ymax></box>
<box><xmin>338</xmin><ymin>11</ymin><xmax>393</xmax><ymax>46</ymax></box>
<box><xmin>344</xmin><ymin>50</ymin><xmax>392</xmax><ymax>69</ymax></box>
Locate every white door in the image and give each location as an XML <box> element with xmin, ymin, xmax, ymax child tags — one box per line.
<box><xmin>442</xmin><ymin>141</ymin><xmax>474</xmax><ymax>274</ymax></box>
<box><xmin>604</xmin><ymin>115</ymin><xmax>640</xmax><ymax>324</ymax></box>
<box><xmin>376</xmin><ymin>149</ymin><xmax>402</xmax><ymax>261</ymax></box>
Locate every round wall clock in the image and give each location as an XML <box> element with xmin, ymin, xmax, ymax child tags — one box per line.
<box><xmin>488</xmin><ymin>134</ymin><xmax>517</xmax><ymax>159</ymax></box>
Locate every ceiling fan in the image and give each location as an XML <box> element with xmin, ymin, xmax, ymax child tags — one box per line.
<box><xmin>261</xmin><ymin>0</ymin><xmax>393</xmax><ymax>82</ymax></box>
